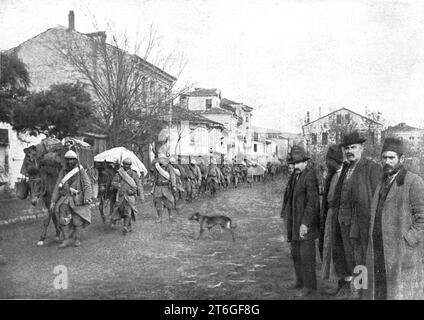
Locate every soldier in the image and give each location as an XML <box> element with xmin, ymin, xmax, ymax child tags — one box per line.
<box><xmin>110</xmin><ymin>157</ymin><xmax>144</xmax><ymax>235</ymax></box>
<box><xmin>50</xmin><ymin>150</ymin><xmax>93</xmax><ymax>248</ymax></box>
<box><xmin>207</xmin><ymin>158</ymin><xmax>221</xmax><ymax>196</ymax></box>
<box><xmin>241</xmin><ymin>161</ymin><xmax>248</xmax><ymax>183</ymax></box>
<box><xmin>221</xmin><ymin>160</ymin><xmax>232</xmax><ymax>189</ymax></box>
<box><xmin>152</xmin><ymin>153</ymin><xmax>177</xmax><ymax>223</ymax></box>
<box><xmin>198</xmin><ymin>158</ymin><xmax>208</xmax><ymax>195</ymax></box>
<box><xmin>188</xmin><ymin>158</ymin><xmax>202</xmax><ymax>199</ymax></box>
<box><xmin>232</xmin><ymin>161</ymin><xmax>241</xmax><ymax>188</ymax></box>
<box><xmin>169</xmin><ymin>156</ymin><xmax>186</xmax><ymax>206</ymax></box>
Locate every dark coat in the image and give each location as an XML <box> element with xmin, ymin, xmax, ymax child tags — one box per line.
<box><xmin>282</xmin><ymin>166</ymin><xmax>320</xmax><ymax>242</ymax></box>
<box><xmin>336</xmin><ymin>158</ymin><xmax>382</xmax><ymax>238</ymax></box>
<box><xmin>319</xmin><ymin>170</ymin><xmax>337</xmax><ymax>257</ymax></box>
<box><xmin>364</xmin><ymin>167</ymin><xmax>424</xmax><ymax>300</ymax></box>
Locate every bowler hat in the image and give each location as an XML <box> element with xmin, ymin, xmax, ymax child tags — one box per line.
<box><xmin>342</xmin><ymin>130</ymin><xmax>367</xmax><ymax>147</ymax></box>
<box><xmin>326</xmin><ymin>144</ymin><xmax>343</xmax><ymax>163</ymax></box>
<box><xmin>289</xmin><ymin>145</ymin><xmax>310</xmax><ymax>164</ymax></box>
<box><xmin>382</xmin><ymin>137</ymin><xmax>405</xmax><ymax>155</ymax></box>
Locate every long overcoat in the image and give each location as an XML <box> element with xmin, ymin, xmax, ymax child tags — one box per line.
<box><xmin>364</xmin><ymin>168</ymin><xmax>424</xmax><ymax>300</ymax></box>
<box><xmin>282</xmin><ymin>166</ymin><xmax>320</xmax><ymax>242</ymax></box>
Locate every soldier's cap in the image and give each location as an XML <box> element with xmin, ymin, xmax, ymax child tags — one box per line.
<box><xmin>157</xmin><ymin>153</ymin><xmax>168</xmax><ymax>160</ymax></box>
<box><xmin>210</xmin><ymin>158</ymin><xmax>217</xmax><ymax>164</ymax></box>
<box><xmin>64</xmin><ymin>150</ymin><xmax>78</xmax><ymax>159</ymax></box>
<box><xmin>190</xmin><ymin>158</ymin><xmax>196</xmax><ymax>164</ymax></box>
<box><xmin>122</xmin><ymin>157</ymin><xmax>132</xmax><ymax>165</ymax></box>
<box><xmin>169</xmin><ymin>156</ymin><xmax>177</xmax><ymax>163</ymax></box>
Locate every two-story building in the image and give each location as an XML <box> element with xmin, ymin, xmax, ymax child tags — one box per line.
<box><xmin>302</xmin><ymin>107</ymin><xmax>383</xmax><ymax>154</ymax></box>
<box><xmin>179</xmin><ymin>88</ymin><xmax>253</xmax><ymax>162</ymax></box>
<box><xmin>382</xmin><ymin>122</ymin><xmax>424</xmax><ymax>152</ymax></box>
<box><xmin>1</xmin><ymin>11</ymin><xmax>174</xmax><ymax>190</ymax></box>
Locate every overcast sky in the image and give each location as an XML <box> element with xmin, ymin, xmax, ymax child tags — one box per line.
<box><xmin>1</xmin><ymin>0</ymin><xmax>424</xmax><ymax>133</ymax></box>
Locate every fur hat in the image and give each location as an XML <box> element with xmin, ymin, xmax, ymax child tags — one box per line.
<box><xmin>382</xmin><ymin>137</ymin><xmax>405</xmax><ymax>155</ymax></box>
<box><xmin>289</xmin><ymin>145</ymin><xmax>310</xmax><ymax>164</ymax></box>
<box><xmin>326</xmin><ymin>144</ymin><xmax>343</xmax><ymax>163</ymax></box>
<box><xmin>342</xmin><ymin>130</ymin><xmax>367</xmax><ymax>147</ymax></box>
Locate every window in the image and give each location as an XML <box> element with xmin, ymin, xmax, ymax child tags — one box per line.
<box><xmin>311</xmin><ymin>133</ymin><xmax>317</xmax><ymax>145</ymax></box>
<box><xmin>345</xmin><ymin>114</ymin><xmax>350</xmax><ymax>124</ymax></box>
<box><xmin>253</xmin><ymin>132</ymin><xmax>259</xmax><ymax>141</ymax></box>
<box><xmin>245</xmin><ymin>115</ymin><xmax>249</xmax><ymax>122</ymax></box>
<box><xmin>337</xmin><ymin>114</ymin><xmax>342</xmax><ymax>124</ymax></box>
<box><xmin>0</xmin><ymin>129</ymin><xmax>9</xmax><ymax>146</ymax></box>
<box><xmin>322</xmin><ymin>132</ymin><xmax>328</xmax><ymax>146</ymax></box>
<box><xmin>335</xmin><ymin>131</ymin><xmax>342</xmax><ymax>144</ymax></box>
<box><xmin>205</xmin><ymin>99</ymin><xmax>212</xmax><ymax>110</ymax></box>
<box><xmin>190</xmin><ymin>130</ymin><xmax>195</xmax><ymax>145</ymax></box>
<box><xmin>254</xmin><ymin>143</ymin><xmax>257</xmax><ymax>152</ymax></box>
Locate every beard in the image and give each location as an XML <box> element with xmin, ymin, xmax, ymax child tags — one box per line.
<box><xmin>383</xmin><ymin>163</ymin><xmax>401</xmax><ymax>179</ymax></box>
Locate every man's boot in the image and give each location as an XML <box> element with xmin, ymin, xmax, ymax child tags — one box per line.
<box><xmin>155</xmin><ymin>210</ymin><xmax>163</xmax><ymax>223</ymax></box>
<box><xmin>122</xmin><ymin>217</ymin><xmax>131</xmax><ymax>235</ymax></box>
<box><xmin>73</xmin><ymin>226</ymin><xmax>81</xmax><ymax>247</ymax></box>
<box><xmin>58</xmin><ymin>225</ymin><xmax>73</xmax><ymax>249</ymax></box>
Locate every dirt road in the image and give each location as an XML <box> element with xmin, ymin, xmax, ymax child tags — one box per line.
<box><xmin>0</xmin><ymin>177</ymin><xmax>334</xmax><ymax>299</ymax></box>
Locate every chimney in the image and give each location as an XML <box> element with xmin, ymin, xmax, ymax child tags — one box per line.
<box><xmin>306</xmin><ymin>111</ymin><xmax>310</xmax><ymax>124</ymax></box>
<box><xmin>68</xmin><ymin>10</ymin><xmax>75</xmax><ymax>31</ymax></box>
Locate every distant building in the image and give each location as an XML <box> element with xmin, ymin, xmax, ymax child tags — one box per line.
<box><xmin>250</xmin><ymin>126</ymin><xmax>301</xmax><ymax>164</ymax></box>
<box><xmin>302</xmin><ymin>107</ymin><xmax>383</xmax><ymax>153</ymax></box>
<box><xmin>158</xmin><ymin>106</ymin><xmax>225</xmax><ymax>163</ymax></box>
<box><xmin>383</xmin><ymin>122</ymin><xmax>424</xmax><ymax>151</ymax></box>
<box><xmin>179</xmin><ymin>88</ymin><xmax>253</xmax><ymax>162</ymax></box>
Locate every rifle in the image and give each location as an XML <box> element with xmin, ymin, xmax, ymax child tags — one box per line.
<box><xmin>115</xmin><ymin>152</ymin><xmax>123</xmax><ymax>202</ymax></box>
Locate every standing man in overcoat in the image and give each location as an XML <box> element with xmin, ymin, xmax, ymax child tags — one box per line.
<box><xmin>332</xmin><ymin>130</ymin><xmax>382</xmax><ymax>299</ymax></box>
<box><xmin>364</xmin><ymin>137</ymin><xmax>424</xmax><ymax>300</ymax></box>
<box><xmin>281</xmin><ymin>145</ymin><xmax>320</xmax><ymax>297</ymax></box>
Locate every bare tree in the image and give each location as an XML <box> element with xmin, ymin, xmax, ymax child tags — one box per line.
<box><xmin>45</xmin><ymin>18</ymin><xmax>191</xmax><ymax>161</ymax></box>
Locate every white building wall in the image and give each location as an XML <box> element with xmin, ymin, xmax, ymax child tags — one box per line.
<box><xmin>0</xmin><ymin>122</ymin><xmax>45</xmax><ymax>194</ymax></box>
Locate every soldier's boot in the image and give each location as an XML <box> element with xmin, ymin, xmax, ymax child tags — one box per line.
<box><xmin>73</xmin><ymin>226</ymin><xmax>81</xmax><ymax>247</ymax></box>
<box><xmin>155</xmin><ymin>210</ymin><xmax>163</xmax><ymax>223</ymax></box>
<box><xmin>122</xmin><ymin>217</ymin><xmax>131</xmax><ymax>235</ymax></box>
<box><xmin>168</xmin><ymin>208</ymin><xmax>175</xmax><ymax>222</ymax></box>
<box><xmin>58</xmin><ymin>225</ymin><xmax>73</xmax><ymax>249</ymax></box>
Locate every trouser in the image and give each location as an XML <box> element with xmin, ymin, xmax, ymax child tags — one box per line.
<box><xmin>58</xmin><ymin>204</ymin><xmax>85</xmax><ymax>242</ymax></box>
<box><xmin>154</xmin><ymin>196</ymin><xmax>174</xmax><ymax>220</ymax></box>
<box><xmin>290</xmin><ymin>239</ymin><xmax>317</xmax><ymax>290</ymax></box>
<box><xmin>338</xmin><ymin>222</ymin><xmax>368</xmax><ymax>275</ymax></box>
<box><xmin>111</xmin><ymin>201</ymin><xmax>133</xmax><ymax>228</ymax></box>
<box><xmin>332</xmin><ymin>218</ymin><xmax>351</xmax><ymax>278</ymax></box>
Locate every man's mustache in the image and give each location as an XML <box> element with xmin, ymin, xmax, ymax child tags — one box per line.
<box><xmin>384</xmin><ymin>164</ymin><xmax>394</xmax><ymax>171</ymax></box>
<box><xmin>346</xmin><ymin>153</ymin><xmax>354</xmax><ymax>157</ymax></box>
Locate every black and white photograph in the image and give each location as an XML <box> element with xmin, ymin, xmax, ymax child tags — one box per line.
<box><xmin>1</xmin><ymin>0</ymin><xmax>424</xmax><ymax>304</ymax></box>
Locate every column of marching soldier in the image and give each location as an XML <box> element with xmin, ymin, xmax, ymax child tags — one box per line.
<box><xmin>28</xmin><ymin>152</ymin><xmax>280</xmax><ymax>250</ymax></box>
<box><xmin>281</xmin><ymin>130</ymin><xmax>424</xmax><ymax>300</ymax></box>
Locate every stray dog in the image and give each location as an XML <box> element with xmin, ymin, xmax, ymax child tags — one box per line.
<box><xmin>189</xmin><ymin>212</ymin><xmax>236</xmax><ymax>242</ymax></box>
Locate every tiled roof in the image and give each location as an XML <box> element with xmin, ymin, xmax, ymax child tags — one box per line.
<box><xmin>302</xmin><ymin>107</ymin><xmax>382</xmax><ymax>127</ymax></box>
<box><xmin>184</xmin><ymin>88</ymin><xmax>220</xmax><ymax>97</ymax></box>
<box><xmin>385</xmin><ymin>123</ymin><xmax>423</xmax><ymax>132</ymax></box>
<box><xmin>194</xmin><ymin>108</ymin><xmax>234</xmax><ymax>115</ymax></box>
<box><xmin>172</xmin><ymin>106</ymin><xmax>224</xmax><ymax>126</ymax></box>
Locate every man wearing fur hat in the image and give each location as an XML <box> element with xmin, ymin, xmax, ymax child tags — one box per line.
<box><xmin>332</xmin><ymin>130</ymin><xmax>382</xmax><ymax>299</ymax></box>
<box><xmin>281</xmin><ymin>145</ymin><xmax>320</xmax><ymax>297</ymax></box>
<box><xmin>110</xmin><ymin>157</ymin><xmax>144</xmax><ymax>235</ymax></box>
<box><xmin>151</xmin><ymin>153</ymin><xmax>177</xmax><ymax>223</ymax></box>
<box><xmin>50</xmin><ymin>150</ymin><xmax>93</xmax><ymax>248</ymax></box>
<box><xmin>364</xmin><ymin>137</ymin><xmax>424</xmax><ymax>300</ymax></box>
